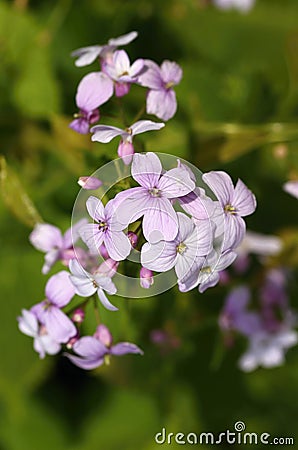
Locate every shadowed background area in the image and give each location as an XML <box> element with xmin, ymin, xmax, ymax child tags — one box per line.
<box><xmin>1</xmin><ymin>0</ymin><xmax>298</xmax><ymax>449</ymax></box>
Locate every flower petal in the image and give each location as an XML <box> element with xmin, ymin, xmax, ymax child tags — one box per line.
<box><xmin>141</xmin><ymin>241</ymin><xmax>177</xmax><ymax>272</ymax></box>
<box><xmin>71</xmin><ymin>45</ymin><xmax>102</xmax><ymax>67</ymax></box>
<box><xmin>65</xmin><ymin>354</ymin><xmax>105</xmax><ymax>370</ymax></box>
<box><xmin>130</xmin><ymin>120</ymin><xmax>165</xmax><ymax>136</ymax></box>
<box><xmin>44</xmin><ymin>307</ymin><xmax>77</xmax><ymax>344</ymax></box>
<box><xmin>108</xmin><ymin>31</ymin><xmax>138</xmax><ymax>46</ymax></box>
<box><xmin>29</xmin><ymin>223</ymin><xmax>63</xmax><ymax>252</ymax></box>
<box><xmin>160</xmin><ymin>60</ymin><xmax>183</xmax><ymax>85</ymax></box>
<box><xmin>76</xmin><ymin>72</ymin><xmax>114</xmax><ymax>111</ymax></box>
<box><xmin>45</xmin><ymin>271</ymin><xmax>75</xmax><ymax>307</ymax></box>
<box><xmin>283</xmin><ymin>180</ymin><xmax>298</xmax><ymax>199</ymax></box>
<box><xmin>91</xmin><ymin>125</ymin><xmax>124</xmax><ymax>143</ymax></box>
<box><xmin>86</xmin><ymin>195</ymin><xmax>105</xmax><ymax>222</ymax></box>
<box><xmin>146</xmin><ymin>89</ymin><xmax>177</xmax><ymax>121</ymax></box>
<box><xmin>104</xmin><ymin>230</ymin><xmax>131</xmax><ymax>261</ymax></box>
<box><xmin>132</xmin><ymin>152</ymin><xmax>162</xmax><ymax>188</ymax></box>
<box><xmin>79</xmin><ymin>224</ymin><xmax>105</xmax><ymax>255</ymax></box>
<box><xmin>158</xmin><ymin>168</ymin><xmax>195</xmax><ymax>198</ymax></box>
<box><xmin>202</xmin><ymin>171</ymin><xmax>234</xmax><ymax>206</ymax></box>
<box><xmin>18</xmin><ymin>309</ymin><xmax>38</xmax><ymax>337</ymax></box>
<box><xmin>142</xmin><ymin>197</ymin><xmax>178</xmax><ymax>242</ymax></box>
<box><xmin>110</xmin><ymin>342</ymin><xmax>144</xmax><ymax>356</ymax></box>
<box><xmin>232</xmin><ymin>178</ymin><xmax>257</xmax><ymax>216</ymax></box>
<box><xmin>73</xmin><ymin>336</ymin><xmax>107</xmax><ymax>358</ymax></box>
<box><xmin>97</xmin><ymin>288</ymin><xmax>118</xmax><ymax>311</ymax></box>
<box><xmin>138</xmin><ymin>59</ymin><xmax>162</xmax><ymax>89</ymax></box>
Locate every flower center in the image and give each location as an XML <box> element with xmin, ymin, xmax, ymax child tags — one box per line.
<box><xmin>120</xmin><ymin>70</ymin><xmax>129</xmax><ymax>76</ymax></box>
<box><xmin>224</xmin><ymin>204</ymin><xmax>237</xmax><ymax>215</ymax></box>
<box><xmin>165</xmin><ymin>81</ymin><xmax>175</xmax><ymax>89</ymax></box>
<box><xmin>98</xmin><ymin>221</ymin><xmax>108</xmax><ymax>231</ymax></box>
<box><xmin>43</xmin><ymin>299</ymin><xmax>52</xmax><ymax>311</ymax></box>
<box><xmin>176</xmin><ymin>242</ymin><xmax>187</xmax><ymax>254</ymax></box>
<box><xmin>201</xmin><ymin>266</ymin><xmax>212</xmax><ymax>274</ymax></box>
<box><xmin>125</xmin><ymin>127</ymin><xmax>133</xmax><ymax>135</ymax></box>
<box><xmin>148</xmin><ymin>187</ymin><xmax>161</xmax><ymax>197</ymax></box>
<box><xmin>92</xmin><ymin>279</ymin><xmax>98</xmax><ymax>289</ymax></box>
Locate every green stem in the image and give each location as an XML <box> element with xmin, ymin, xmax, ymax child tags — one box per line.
<box><xmin>93</xmin><ymin>296</ymin><xmax>101</xmax><ymax>325</ymax></box>
<box><xmin>132</xmin><ymin>105</ymin><xmax>146</xmax><ymax>124</ymax></box>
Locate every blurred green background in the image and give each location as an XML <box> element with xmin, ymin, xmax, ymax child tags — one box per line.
<box><xmin>1</xmin><ymin>0</ymin><xmax>298</xmax><ymax>449</ymax></box>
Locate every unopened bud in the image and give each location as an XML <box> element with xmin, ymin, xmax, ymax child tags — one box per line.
<box><xmin>128</xmin><ymin>231</ymin><xmax>138</xmax><ymax>248</ymax></box>
<box><xmin>66</xmin><ymin>335</ymin><xmax>79</xmax><ymax>350</ymax></box>
<box><xmin>118</xmin><ymin>140</ymin><xmax>134</xmax><ymax>165</ymax></box>
<box><xmin>94</xmin><ymin>324</ymin><xmax>113</xmax><ymax>347</ymax></box>
<box><xmin>78</xmin><ymin>176</ymin><xmax>102</xmax><ymax>190</ymax></box>
<box><xmin>72</xmin><ymin>308</ymin><xmax>85</xmax><ymax>324</ymax></box>
<box><xmin>140</xmin><ymin>267</ymin><xmax>154</xmax><ymax>289</ymax></box>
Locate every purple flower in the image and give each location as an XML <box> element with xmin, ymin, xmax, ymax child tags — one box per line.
<box><xmin>64</xmin><ymin>324</ymin><xmax>143</xmax><ymax>370</ymax></box>
<box><xmin>78</xmin><ymin>176</ymin><xmax>102</xmax><ymax>190</ymax></box>
<box><xmin>31</xmin><ymin>271</ymin><xmax>76</xmax><ymax>344</ymax></box>
<box><xmin>214</xmin><ymin>0</ymin><xmax>255</xmax><ymax>13</ymax></box>
<box><xmin>71</xmin><ymin>31</ymin><xmax>138</xmax><ymax>67</ymax></box>
<box><xmin>234</xmin><ymin>230</ymin><xmax>282</xmax><ymax>273</ymax></box>
<box><xmin>69</xmin><ymin>72</ymin><xmax>113</xmax><ymax>134</ymax></box>
<box><xmin>283</xmin><ymin>180</ymin><xmax>298</xmax><ymax>199</ymax></box>
<box><xmin>29</xmin><ymin>219</ymin><xmax>87</xmax><ymax>274</ymax></box>
<box><xmin>79</xmin><ymin>196</ymin><xmax>131</xmax><ymax>261</ymax></box>
<box><xmin>114</xmin><ymin>152</ymin><xmax>195</xmax><ymax>243</ymax></box>
<box><xmin>219</xmin><ymin>286</ymin><xmax>261</xmax><ymax>336</ymax></box>
<box><xmin>239</xmin><ymin>325</ymin><xmax>298</xmax><ymax>372</ymax></box>
<box><xmin>103</xmin><ymin>50</ymin><xmax>145</xmax><ymax>97</ymax></box>
<box><xmin>91</xmin><ymin>120</ymin><xmax>165</xmax><ymax>165</ymax></box>
<box><xmin>69</xmin><ymin>259</ymin><xmax>118</xmax><ymax>311</ymax></box>
<box><xmin>260</xmin><ymin>268</ymin><xmax>289</xmax><ymax>333</ymax></box>
<box><xmin>138</xmin><ymin>60</ymin><xmax>183</xmax><ymax>120</ymax></box>
<box><xmin>17</xmin><ymin>309</ymin><xmax>61</xmax><ymax>359</ymax></box>
<box><xmin>202</xmin><ymin>171</ymin><xmax>257</xmax><ymax>251</ymax></box>
<box><xmin>140</xmin><ymin>267</ymin><xmax>154</xmax><ymax>289</ymax></box>
<box><xmin>141</xmin><ymin>212</ymin><xmax>212</xmax><ymax>283</ymax></box>
<box><xmin>178</xmin><ymin>249</ymin><xmax>237</xmax><ymax>293</ymax></box>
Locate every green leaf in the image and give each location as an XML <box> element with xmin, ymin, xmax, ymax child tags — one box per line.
<box><xmin>13</xmin><ymin>46</ymin><xmax>60</xmax><ymax>119</ymax></box>
<box><xmin>0</xmin><ymin>156</ymin><xmax>42</xmax><ymax>227</ymax></box>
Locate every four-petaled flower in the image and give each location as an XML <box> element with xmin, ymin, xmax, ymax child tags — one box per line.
<box><xmin>69</xmin><ymin>259</ymin><xmax>118</xmax><ymax>311</ymax></box>
<box><xmin>79</xmin><ymin>196</ymin><xmax>131</xmax><ymax>261</ymax></box>
<box><xmin>202</xmin><ymin>171</ymin><xmax>257</xmax><ymax>252</ymax></box>
<box><xmin>141</xmin><ymin>212</ymin><xmax>213</xmax><ymax>283</ymax></box>
<box><xmin>64</xmin><ymin>324</ymin><xmax>143</xmax><ymax>370</ymax></box>
<box><xmin>31</xmin><ymin>271</ymin><xmax>76</xmax><ymax>344</ymax></box>
<box><xmin>29</xmin><ymin>219</ymin><xmax>86</xmax><ymax>274</ymax></box>
<box><xmin>71</xmin><ymin>31</ymin><xmax>138</xmax><ymax>67</ymax></box>
<box><xmin>18</xmin><ymin>309</ymin><xmax>61</xmax><ymax>359</ymax></box>
<box><xmin>103</xmin><ymin>50</ymin><xmax>145</xmax><ymax>97</ymax></box>
<box><xmin>114</xmin><ymin>152</ymin><xmax>195</xmax><ymax>243</ymax></box>
<box><xmin>91</xmin><ymin>120</ymin><xmax>165</xmax><ymax>164</ymax></box>
<box><xmin>138</xmin><ymin>60</ymin><xmax>183</xmax><ymax>120</ymax></box>
<box><xmin>69</xmin><ymin>72</ymin><xmax>114</xmax><ymax>134</ymax></box>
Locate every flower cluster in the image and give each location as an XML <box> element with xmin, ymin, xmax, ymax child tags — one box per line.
<box><xmin>18</xmin><ymin>30</ymin><xmax>261</xmax><ymax>372</ymax></box>
<box><xmin>217</xmin><ymin>224</ymin><xmax>298</xmax><ymax>371</ymax></box>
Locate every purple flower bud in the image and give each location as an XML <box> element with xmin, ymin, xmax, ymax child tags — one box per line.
<box><xmin>140</xmin><ymin>267</ymin><xmax>154</xmax><ymax>289</ymax></box>
<box><xmin>99</xmin><ymin>243</ymin><xmax>109</xmax><ymax>259</ymax></box>
<box><xmin>66</xmin><ymin>335</ymin><xmax>79</xmax><ymax>350</ymax></box>
<box><xmin>71</xmin><ymin>308</ymin><xmax>85</xmax><ymax>324</ymax></box>
<box><xmin>115</xmin><ymin>82</ymin><xmax>130</xmax><ymax>97</ymax></box>
<box><xmin>94</xmin><ymin>324</ymin><xmax>113</xmax><ymax>347</ymax></box>
<box><xmin>78</xmin><ymin>176</ymin><xmax>102</xmax><ymax>190</ymax></box>
<box><xmin>95</xmin><ymin>258</ymin><xmax>119</xmax><ymax>278</ymax></box>
<box><xmin>117</xmin><ymin>140</ymin><xmax>134</xmax><ymax>165</ymax></box>
<box><xmin>127</xmin><ymin>231</ymin><xmax>138</xmax><ymax>248</ymax></box>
